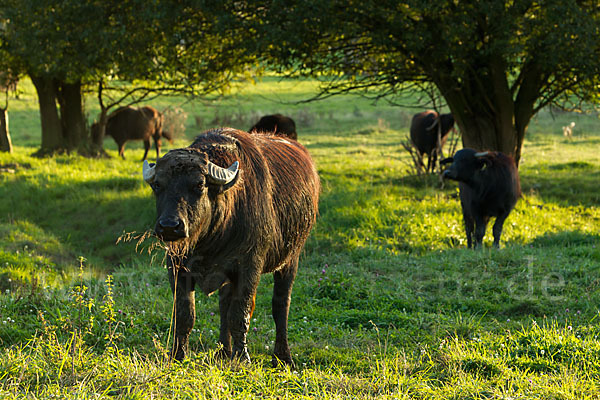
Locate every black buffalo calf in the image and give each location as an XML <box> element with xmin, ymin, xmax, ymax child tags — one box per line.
<box><xmin>249</xmin><ymin>114</ymin><xmax>297</xmax><ymax>140</ymax></box>
<box><xmin>441</xmin><ymin>149</ymin><xmax>520</xmax><ymax>248</ymax></box>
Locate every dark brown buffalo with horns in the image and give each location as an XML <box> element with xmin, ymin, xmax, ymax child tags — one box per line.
<box><xmin>410</xmin><ymin>111</ymin><xmax>455</xmax><ymax>173</ymax></box>
<box><xmin>442</xmin><ymin>149</ymin><xmax>520</xmax><ymax>248</ymax></box>
<box><xmin>92</xmin><ymin>106</ymin><xmax>172</xmax><ymax>160</ymax></box>
<box><xmin>249</xmin><ymin>114</ymin><xmax>297</xmax><ymax>140</ymax></box>
<box><xmin>143</xmin><ymin>128</ymin><xmax>320</xmax><ymax>366</ymax></box>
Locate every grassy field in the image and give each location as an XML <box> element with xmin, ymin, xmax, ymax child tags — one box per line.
<box><xmin>1</xmin><ymin>77</ymin><xmax>600</xmax><ymax>399</ymax></box>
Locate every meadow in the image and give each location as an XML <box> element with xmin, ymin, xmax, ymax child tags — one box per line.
<box><xmin>0</xmin><ymin>77</ymin><xmax>599</xmax><ymax>399</ymax></box>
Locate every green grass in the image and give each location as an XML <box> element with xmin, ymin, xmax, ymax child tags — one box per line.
<box><xmin>0</xmin><ymin>77</ymin><xmax>599</xmax><ymax>398</ymax></box>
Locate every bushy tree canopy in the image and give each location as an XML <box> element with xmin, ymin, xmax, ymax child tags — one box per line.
<box><xmin>252</xmin><ymin>0</ymin><xmax>600</xmax><ymax>163</ymax></box>
<box><xmin>0</xmin><ymin>0</ymin><xmax>258</xmax><ymax>154</ymax></box>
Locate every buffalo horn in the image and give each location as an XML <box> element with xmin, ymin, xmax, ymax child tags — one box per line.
<box><xmin>474</xmin><ymin>151</ymin><xmax>489</xmax><ymax>158</ymax></box>
<box><xmin>426</xmin><ymin>116</ymin><xmax>440</xmax><ymax>131</ymax></box>
<box><xmin>143</xmin><ymin>160</ymin><xmax>156</xmax><ymax>183</ymax></box>
<box><xmin>207</xmin><ymin>160</ymin><xmax>239</xmax><ymax>185</ymax></box>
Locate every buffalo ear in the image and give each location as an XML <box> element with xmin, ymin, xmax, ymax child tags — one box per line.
<box><xmin>477</xmin><ymin>157</ymin><xmax>492</xmax><ymax>170</ymax></box>
<box><xmin>440</xmin><ymin>157</ymin><xmax>454</xmax><ymax>165</ymax></box>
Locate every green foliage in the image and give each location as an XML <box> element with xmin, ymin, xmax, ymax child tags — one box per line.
<box><xmin>249</xmin><ymin>0</ymin><xmax>600</xmax><ymax>160</ymax></box>
<box><xmin>0</xmin><ymin>80</ymin><xmax>599</xmax><ymax>397</ymax></box>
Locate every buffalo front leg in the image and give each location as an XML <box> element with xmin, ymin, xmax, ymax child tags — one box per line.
<box><xmin>474</xmin><ymin>215</ymin><xmax>489</xmax><ymax>249</ymax></box>
<box><xmin>217</xmin><ymin>282</ymin><xmax>233</xmax><ymax>359</ymax></box>
<box><xmin>228</xmin><ymin>270</ymin><xmax>261</xmax><ymax>363</ymax></box>
<box><xmin>463</xmin><ymin>213</ymin><xmax>475</xmax><ymax>249</ymax></box>
<box><xmin>272</xmin><ymin>257</ymin><xmax>299</xmax><ymax>368</ymax></box>
<box><xmin>168</xmin><ymin>266</ymin><xmax>197</xmax><ymax>361</ymax></box>
<box><xmin>492</xmin><ymin>212</ymin><xmax>509</xmax><ymax>248</ymax></box>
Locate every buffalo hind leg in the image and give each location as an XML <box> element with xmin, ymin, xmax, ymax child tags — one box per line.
<box><xmin>118</xmin><ymin>142</ymin><xmax>126</xmax><ymax>159</ymax></box>
<box><xmin>272</xmin><ymin>257</ymin><xmax>299</xmax><ymax>368</ymax></box>
<box><xmin>154</xmin><ymin>137</ymin><xmax>162</xmax><ymax>161</ymax></box>
<box><xmin>217</xmin><ymin>282</ymin><xmax>233</xmax><ymax>359</ymax></box>
<box><xmin>168</xmin><ymin>265</ymin><xmax>197</xmax><ymax>361</ymax></box>
<box><xmin>429</xmin><ymin>151</ymin><xmax>438</xmax><ymax>174</ymax></box>
<box><xmin>142</xmin><ymin>139</ymin><xmax>151</xmax><ymax>161</ymax></box>
<box><xmin>492</xmin><ymin>212</ymin><xmax>509</xmax><ymax>248</ymax></box>
<box><xmin>228</xmin><ymin>269</ymin><xmax>261</xmax><ymax>363</ymax></box>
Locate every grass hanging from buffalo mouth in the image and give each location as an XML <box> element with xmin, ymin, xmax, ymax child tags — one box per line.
<box><xmin>116</xmin><ymin>230</ymin><xmax>189</xmax><ymax>271</ymax></box>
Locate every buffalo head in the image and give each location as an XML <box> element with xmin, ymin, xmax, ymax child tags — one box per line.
<box><xmin>143</xmin><ymin>149</ymin><xmax>239</xmax><ymax>243</ymax></box>
<box><xmin>441</xmin><ymin>149</ymin><xmax>490</xmax><ymax>183</ymax></box>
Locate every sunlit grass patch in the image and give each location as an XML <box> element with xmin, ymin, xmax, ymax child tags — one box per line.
<box><xmin>0</xmin><ymin>79</ymin><xmax>599</xmax><ymax>398</ymax></box>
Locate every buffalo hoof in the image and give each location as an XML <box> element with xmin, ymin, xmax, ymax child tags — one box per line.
<box><xmin>169</xmin><ymin>335</ymin><xmax>191</xmax><ymax>361</ymax></box>
<box><xmin>215</xmin><ymin>346</ymin><xmax>232</xmax><ymax>360</ymax></box>
<box><xmin>272</xmin><ymin>354</ymin><xmax>295</xmax><ymax>369</ymax></box>
<box><xmin>231</xmin><ymin>347</ymin><xmax>251</xmax><ymax>364</ymax></box>
<box><xmin>170</xmin><ymin>347</ymin><xmax>186</xmax><ymax>362</ymax></box>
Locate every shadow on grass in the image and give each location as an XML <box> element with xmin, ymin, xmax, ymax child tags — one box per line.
<box><xmin>0</xmin><ymin>175</ymin><xmax>156</xmax><ymax>272</ymax></box>
<box><xmin>520</xmin><ymin>161</ymin><xmax>600</xmax><ymax>207</ymax></box>
<box><xmin>530</xmin><ymin>230</ymin><xmax>600</xmax><ymax>248</ymax></box>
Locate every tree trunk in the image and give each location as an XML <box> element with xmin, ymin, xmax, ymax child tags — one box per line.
<box><xmin>0</xmin><ymin>107</ymin><xmax>12</xmax><ymax>153</ymax></box>
<box><xmin>457</xmin><ymin>113</ymin><xmax>519</xmax><ymax>159</ymax></box>
<box><xmin>57</xmin><ymin>80</ymin><xmax>87</xmax><ymax>152</ymax></box>
<box><xmin>448</xmin><ymin>96</ymin><xmax>528</xmax><ymax>167</ymax></box>
<box><xmin>437</xmin><ymin>60</ymin><xmax>525</xmax><ymax>166</ymax></box>
<box><xmin>88</xmin><ymin>80</ymin><xmax>111</xmax><ymax>157</ymax></box>
<box><xmin>89</xmin><ymin>107</ymin><xmax>110</xmax><ymax>157</ymax></box>
<box><xmin>30</xmin><ymin>74</ymin><xmax>63</xmax><ymax>154</ymax></box>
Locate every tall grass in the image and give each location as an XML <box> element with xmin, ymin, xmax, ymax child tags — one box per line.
<box><xmin>0</xmin><ymin>78</ymin><xmax>599</xmax><ymax>398</ymax></box>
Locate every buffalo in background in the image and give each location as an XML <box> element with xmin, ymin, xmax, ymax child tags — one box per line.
<box><xmin>249</xmin><ymin>114</ymin><xmax>297</xmax><ymax>140</ymax></box>
<box><xmin>92</xmin><ymin>106</ymin><xmax>172</xmax><ymax>160</ymax></box>
<box><xmin>441</xmin><ymin>149</ymin><xmax>521</xmax><ymax>248</ymax></box>
<box><xmin>410</xmin><ymin>111</ymin><xmax>455</xmax><ymax>173</ymax></box>
<box><xmin>143</xmin><ymin>128</ymin><xmax>320</xmax><ymax>366</ymax></box>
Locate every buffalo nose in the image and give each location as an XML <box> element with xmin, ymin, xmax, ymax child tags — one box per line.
<box><xmin>156</xmin><ymin>218</ymin><xmax>188</xmax><ymax>241</ymax></box>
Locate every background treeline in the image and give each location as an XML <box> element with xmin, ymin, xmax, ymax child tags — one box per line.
<box><xmin>1</xmin><ymin>1</ymin><xmax>599</xmax><ymax>162</ymax></box>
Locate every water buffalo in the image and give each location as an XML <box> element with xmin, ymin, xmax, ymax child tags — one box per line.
<box><xmin>92</xmin><ymin>106</ymin><xmax>172</xmax><ymax>160</ymax></box>
<box><xmin>441</xmin><ymin>149</ymin><xmax>520</xmax><ymax>248</ymax></box>
<box><xmin>143</xmin><ymin>128</ymin><xmax>320</xmax><ymax>366</ymax></box>
<box><xmin>249</xmin><ymin>114</ymin><xmax>297</xmax><ymax>140</ymax></box>
<box><xmin>410</xmin><ymin>111</ymin><xmax>455</xmax><ymax>173</ymax></box>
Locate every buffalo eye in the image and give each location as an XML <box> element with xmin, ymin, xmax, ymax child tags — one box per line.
<box><xmin>194</xmin><ymin>178</ymin><xmax>207</xmax><ymax>192</ymax></box>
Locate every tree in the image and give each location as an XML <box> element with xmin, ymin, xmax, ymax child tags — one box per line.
<box><xmin>252</xmin><ymin>0</ymin><xmax>600</xmax><ymax>165</ymax></box>
<box><xmin>1</xmin><ymin>1</ymin><xmax>112</xmax><ymax>154</ymax></box>
<box><xmin>0</xmin><ymin>87</ymin><xmax>13</xmax><ymax>153</ymax></box>
<box><xmin>0</xmin><ymin>31</ymin><xmax>18</xmax><ymax>154</ymax></box>
<box><xmin>90</xmin><ymin>3</ymin><xmax>260</xmax><ymax>155</ymax></box>
<box><xmin>0</xmin><ymin>1</ymin><xmax>258</xmax><ymax>156</ymax></box>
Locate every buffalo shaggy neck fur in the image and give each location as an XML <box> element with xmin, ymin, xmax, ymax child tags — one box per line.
<box><xmin>146</xmin><ymin>128</ymin><xmax>319</xmax><ymax>366</ymax></box>
<box><xmin>442</xmin><ymin>148</ymin><xmax>520</xmax><ymax>248</ymax></box>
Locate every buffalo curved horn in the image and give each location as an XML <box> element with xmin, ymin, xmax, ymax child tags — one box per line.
<box><xmin>207</xmin><ymin>160</ymin><xmax>239</xmax><ymax>185</ymax></box>
<box><xmin>474</xmin><ymin>151</ymin><xmax>489</xmax><ymax>158</ymax></box>
<box><xmin>143</xmin><ymin>160</ymin><xmax>156</xmax><ymax>184</ymax></box>
<box><xmin>426</xmin><ymin>116</ymin><xmax>440</xmax><ymax>131</ymax></box>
